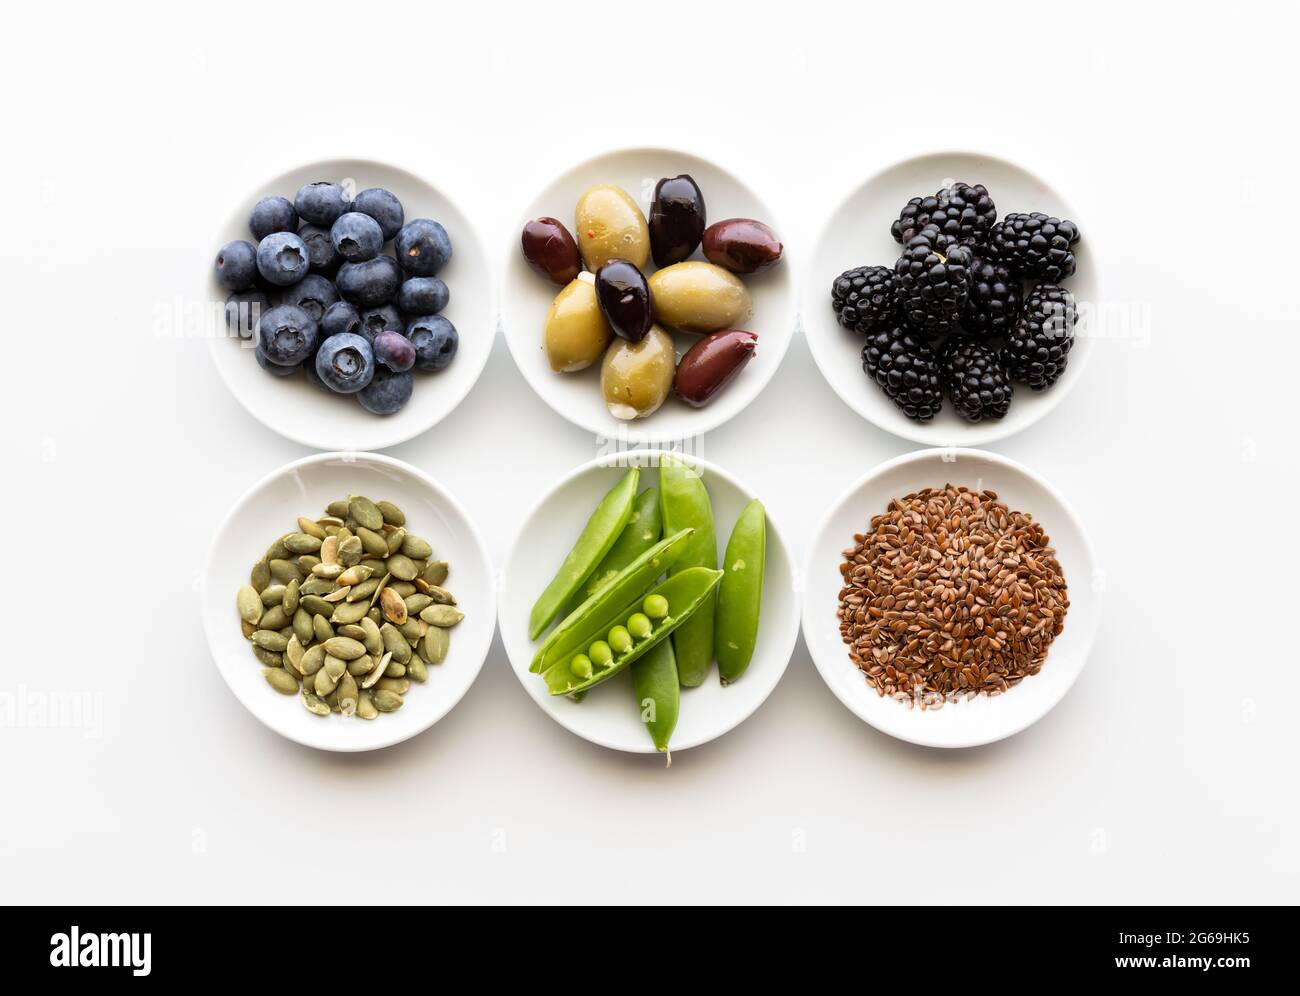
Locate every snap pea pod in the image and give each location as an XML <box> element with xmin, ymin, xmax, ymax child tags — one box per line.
<box><xmin>715</xmin><ymin>498</ymin><xmax>765</xmax><ymax>684</ymax></box>
<box><xmin>529</xmin><ymin>468</ymin><xmax>639</xmax><ymax>639</ymax></box>
<box><xmin>632</xmin><ymin>637</ymin><xmax>679</xmax><ymax>756</ymax></box>
<box><xmin>542</xmin><ymin>567</ymin><xmax>723</xmax><ymax>696</ymax></box>
<box><xmin>658</xmin><ymin>455</ymin><xmax>717</xmax><ymax>687</ymax></box>
<box><xmin>563</xmin><ymin>488</ymin><xmax>662</xmax><ymax>616</ymax></box>
<box><xmin>530</xmin><ymin>527</ymin><xmax>694</xmax><ymax>673</ymax></box>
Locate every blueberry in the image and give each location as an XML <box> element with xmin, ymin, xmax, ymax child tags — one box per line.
<box><xmin>336</xmin><ymin>255</ymin><xmax>401</xmax><ymax>307</ymax></box>
<box><xmin>331</xmin><ymin>212</ymin><xmax>384</xmax><ymax>263</ymax></box>
<box><xmin>398</xmin><ymin>276</ymin><xmax>449</xmax><ymax>315</ymax></box>
<box><xmin>298</xmin><ymin>223</ymin><xmax>339</xmax><ymax>275</ymax></box>
<box><xmin>255</xmin><ymin>339</ymin><xmax>299</xmax><ymax>376</ymax></box>
<box><xmin>214</xmin><ymin>240</ymin><xmax>257</xmax><ymax>290</ymax></box>
<box><xmin>256</xmin><ymin>304</ymin><xmax>319</xmax><ymax>366</ymax></box>
<box><xmin>373</xmin><ymin>329</ymin><xmax>417</xmax><ymax>372</ymax></box>
<box><xmin>395</xmin><ymin>219</ymin><xmax>452</xmax><ymax>276</ymax></box>
<box><xmin>255</xmin><ymin>231</ymin><xmax>310</xmax><ymax>287</ymax></box>
<box><xmin>407</xmin><ymin>315</ymin><xmax>459</xmax><ymax>371</ymax></box>
<box><xmin>315</xmin><ymin>332</ymin><xmax>375</xmax><ymax>394</ymax></box>
<box><xmin>224</xmin><ymin>289</ymin><xmax>270</xmax><ymax>339</ymax></box>
<box><xmin>302</xmin><ymin>352</ymin><xmax>332</xmax><ymax>392</ymax></box>
<box><xmin>320</xmin><ymin>300</ymin><xmax>363</xmax><ymax>339</ymax></box>
<box><xmin>281</xmin><ymin>274</ymin><xmax>339</xmax><ymax>323</ymax></box>
<box><xmin>249</xmin><ymin>196</ymin><xmax>297</xmax><ymax>240</ymax></box>
<box><xmin>357</xmin><ymin>366</ymin><xmax>414</xmax><ymax>415</ymax></box>
<box><xmin>294</xmin><ymin>181</ymin><xmax>350</xmax><ymax>227</ymax></box>
<box><xmin>361</xmin><ymin>304</ymin><xmax>403</xmax><ymax>340</ymax></box>
<box><xmin>351</xmin><ymin>188</ymin><xmax>405</xmax><ymax>241</ymax></box>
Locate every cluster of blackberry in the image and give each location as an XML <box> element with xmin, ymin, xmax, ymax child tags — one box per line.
<box><xmin>831</xmin><ymin>181</ymin><xmax>1080</xmax><ymax>422</ymax></box>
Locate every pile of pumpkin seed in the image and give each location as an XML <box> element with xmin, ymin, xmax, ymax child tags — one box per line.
<box><xmin>235</xmin><ymin>495</ymin><xmax>462</xmax><ymax>719</ymax></box>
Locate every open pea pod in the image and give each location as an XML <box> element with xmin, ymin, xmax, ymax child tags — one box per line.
<box><xmin>530</xmin><ymin>527</ymin><xmax>694</xmax><ymax>673</ymax></box>
<box><xmin>542</xmin><ymin>567</ymin><xmax>723</xmax><ymax>697</ymax></box>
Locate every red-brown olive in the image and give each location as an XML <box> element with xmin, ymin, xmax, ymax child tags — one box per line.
<box><xmin>649</xmin><ymin>174</ymin><xmax>706</xmax><ymax>268</ymax></box>
<box><xmin>522</xmin><ymin>217</ymin><xmax>581</xmax><ymax>285</ymax></box>
<box><xmin>674</xmin><ymin>329</ymin><xmax>758</xmax><ymax>407</ymax></box>
<box><xmin>595</xmin><ymin>259</ymin><xmax>654</xmax><ymax>343</ymax></box>
<box><xmin>701</xmin><ymin>218</ymin><xmax>783</xmax><ymax>274</ymax></box>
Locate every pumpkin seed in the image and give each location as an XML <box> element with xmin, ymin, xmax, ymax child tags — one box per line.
<box><xmin>422</xmin><ymin>561</ymin><xmax>449</xmax><ymax>586</ymax></box>
<box><xmin>260</xmin><ymin>584</ymin><xmax>286</xmax><ymax>606</ymax></box>
<box><xmin>361</xmin><ymin>652</ymin><xmax>392</xmax><ymax>689</ymax></box>
<box><xmin>386</xmin><ymin>554</ymin><xmax>417</xmax><ymax>581</ymax></box>
<box><xmin>398</xmin><ymin>617</ymin><xmax>427</xmax><ymax>643</ymax></box>
<box><xmin>338</xmin><ymin>536</ymin><xmax>363</xmax><ymax>567</ymax></box>
<box><xmin>376</xmin><ymin>500</ymin><xmax>406</xmax><ymax>526</ymax></box>
<box><xmin>312</xmin><ymin>562</ymin><xmax>344</xmax><ymax>580</ymax></box>
<box><xmin>253</xmin><ymin>630</ymin><xmax>289</xmax><ymax>652</ymax></box>
<box><xmin>403</xmin><ymin>593</ymin><xmax>433</xmax><ymax>615</ymax></box>
<box><xmin>369</xmin><ymin>572</ymin><xmax>391</xmax><ymax>608</ymax></box>
<box><xmin>323</xmin><ymin>585</ymin><xmax>351</xmax><ymax>603</ymax></box>
<box><xmin>384</xmin><ymin>659</ymin><xmax>406</xmax><ymax>678</ymax></box>
<box><xmin>424</xmin><ymin>585</ymin><xmax>457</xmax><ymax>606</ymax></box>
<box><xmin>266</xmin><ymin>536</ymin><xmax>290</xmax><ymax>562</ymax></box>
<box><xmin>252</xmin><ymin>645</ymin><xmax>283</xmax><ymax>667</ymax></box>
<box><xmin>300</xmin><ymin>644</ymin><xmax>325</xmax><ymax>676</ymax></box>
<box><xmin>301</xmin><ymin>594</ymin><xmax>333</xmax><ymax>617</ymax></box>
<box><xmin>372</xmin><ymin>689</ymin><xmax>404</xmax><ymax>712</ymax></box>
<box><xmin>376</xmin><ymin>677</ymin><xmax>409</xmax><ymax>694</ymax></box>
<box><xmin>312</xmin><ymin>614</ymin><xmax>334</xmax><ymax>644</ymax></box>
<box><xmin>385</xmin><ymin>527</ymin><xmax>406</xmax><ymax>556</ymax></box>
<box><xmin>407</xmin><ymin>657</ymin><xmax>429</xmax><ymax>682</ymax></box>
<box><xmin>292</xmin><ymin>607</ymin><xmax>313</xmax><ymax>645</ymax></box>
<box><xmin>327</xmin><ymin>499</ymin><xmax>351</xmax><ymax>518</ymax></box>
<box><xmin>380</xmin><ymin>624</ymin><xmax>412</xmax><ymax>664</ymax></box>
<box><xmin>388</xmin><ymin>581</ymin><xmax>416</xmax><ymax>599</ymax></box>
<box><xmin>263</xmin><ymin>668</ymin><xmax>299</xmax><ymax>694</ymax></box>
<box><xmin>359</xmin><ymin>617</ymin><xmax>383</xmax><ymax>654</ymax></box>
<box><xmin>260</xmin><ymin>604</ymin><xmax>289</xmax><ymax>631</ymax></box>
<box><xmin>356</xmin><ymin>690</ymin><xmax>379</xmax><ymax>719</ymax></box>
<box><xmin>313</xmin><ymin>668</ymin><xmax>337</xmax><ymax>697</ymax></box>
<box><xmin>349</xmin><ymin>496</ymin><xmax>384</xmax><ymax>531</ymax></box>
<box><xmin>421</xmin><ymin>626</ymin><xmax>449</xmax><ymax>665</ymax></box>
<box><xmin>283</xmin><ymin>532</ymin><xmax>322</xmax><ymax>555</ymax></box>
<box><xmin>380</xmin><ymin>588</ymin><xmax>408</xmax><ymax>625</ymax></box>
<box><xmin>337</xmin><ymin>672</ymin><xmax>359</xmax><ymax>717</ymax></box>
<box><xmin>327</xmin><ymin>690</ymin><xmax>341</xmax><ymax>712</ymax></box>
<box><xmin>362</xmin><ymin>558</ymin><xmax>388</xmax><ymax>577</ymax></box>
<box><xmin>269</xmin><ymin>558</ymin><xmax>302</xmax><ymax>584</ymax></box>
<box><xmin>401</xmin><ymin>535</ymin><xmax>433</xmax><ymax>560</ymax></box>
<box><xmin>282</xmin><ymin>579</ymin><xmax>300</xmax><ymax>614</ymax></box>
<box><xmin>302</xmin><ymin>690</ymin><xmax>331</xmax><ymax>716</ymax></box>
<box><xmin>320</xmin><ymin>534</ymin><xmax>340</xmax><ymax>565</ymax></box>
<box><xmin>347</xmin><ymin>655</ymin><xmax>375</xmax><ymax>676</ymax></box>
<box><xmin>420</xmin><ymin>604</ymin><xmax>464</xmax><ymax>627</ymax></box>
<box><xmin>237</xmin><ymin>586</ymin><xmax>263</xmax><ymax>625</ymax></box>
<box><xmin>297</xmin><ymin>517</ymin><xmax>327</xmax><ymax>540</ymax></box>
<box><xmin>241</xmin><ymin>619</ymin><xmax>257</xmax><ymax>640</ymax></box>
<box><xmin>321</xmin><ymin>637</ymin><xmax>366</xmax><ymax>660</ymax></box>
<box><xmin>336</xmin><ymin>564</ymin><xmax>373</xmax><ymax>587</ymax></box>
<box><xmin>331</xmin><ymin>600</ymin><xmax>369</xmax><ymax>625</ymax></box>
<box><xmin>251</xmin><ymin>559</ymin><xmax>272</xmax><ymax>591</ymax></box>
<box><xmin>337</xmin><ymin>623</ymin><xmax>368</xmax><ymax>641</ymax></box>
<box><xmin>300</xmin><ymin>577</ymin><xmax>335</xmax><ymax>596</ymax></box>
<box><xmin>357</xmin><ymin>526</ymin><xmax>389</xmax><ymax>558</ymax></box>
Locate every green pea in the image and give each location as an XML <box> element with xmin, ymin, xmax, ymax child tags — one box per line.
<box><xmin>643</xmin><ymin>594</ymin><xmax>669</xmax><ymax>619</ymax></box>
<box><xmin>589</xmin><ymin>640</ymin><xmax>613</xmax><ymax>668</ymax></box>
<box><xmin>627</xmin><ymin>612</ymin><xmax>652</xmax><ymax>640</ymax></box>
<box><xmin>570</xmin><ymin>654</ymin><xmax>593</xmax><ymax>679</ymax></box>
<box><xmin>631</xmin><ymin>638</ymin><xmax>679</xmax><ymax>755</ymax></box>
<box><xmin>563</xmin><ymin>488</ymin><xmax>662</xmax><ymax>615</ymax></box>
<box><xmin>608</xmin><ymin>625</ymin><xmax>633</xmax><ymax>655</ymax></box>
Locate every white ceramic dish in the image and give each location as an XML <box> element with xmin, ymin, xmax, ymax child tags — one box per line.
<box><xmin>208</xmin><ymin>158</ymin><xmax>493</xmax><ymax>452</ymax></box>
<box><xmin>804</xmin><ymin>150</ymin><xmax>1097</xmax><ymax>446</ymax></box>
<box><xmin>202</xmin><ymin>452</ymin><xmax>495</xmax><ymax>752</ymax></box>
<box><xmin>802</xmin><ymin>448</ymin><xmax>1100</xmax><ymax>748</ymax></box>
<box><xmin>499</xmin><ymin>450</ymin><xmax>800</xmax><ymax>754</ymax></box>
<box><xmin>501</xmin><ymin>147</ymin><xmax>795</xmax><ymax>444</ymax></box>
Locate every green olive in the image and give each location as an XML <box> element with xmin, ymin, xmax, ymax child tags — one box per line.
<box><xmin>543</xmin><ymin>273</ymin><xmax>612</xmax><ymax>372</ymax></box>
<box><xmin>648</xmin><ymin>261</ymin><xmax>752</xmax><ymax>333</ymax></box>
<box><xmin>627</xmin><ymin>612</ymin><xmax>652</xmax><ymax>640</ymax></box>
<box><xmin>575</xmin><ymin>184</ymin><xmax>650</xmax><ymax>271</ymax></box>
<box><xmin>589</xmin><ymin>640</ymin><xmax>613</xmax><ymax>668</ymax></box>
<box><xmin>608</xmin><ymin>625</ymin><xmax>633</xmax><ymax>655</ymax></box>
<box><xmin>600</xmin><ymin>325</ymin><xmax>676</xmax><ymax>421</ymax></box>
<box><xmin>643</xmin><ymin>594</ymin><xmax>669</xmax><ymax>619</ymax></box>
<box><xmin>570</xmin><ymin>653</ymin><xmax>593</xmax><ymax>679</ymax></box>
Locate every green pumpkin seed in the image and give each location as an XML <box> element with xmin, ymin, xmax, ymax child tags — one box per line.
<box><xmin>367</xmin><ymin>606</ymin><xmax>382</xmax><ymax>625</ymax></box>
<box><xmin>324</xmin><ymin>654</ymin><xmax>347</xmax><ymax>680</ymax></box>
<box><xmin>331</xmin><ymin>600</ymin><xmax>369</xmax><ymax>625</ymax></box>
<box><xmin>423</xmin><ymin>561</ymin><xmax>449</xmax><ymax>587</ymax></box>
<box><xmin>356</xmin><ymin>690</ymin><xmax>379</xmax><ymax>719</ymax></box>
<box><xmin>327</xmin><ymin>690</ymin><xmax>341</xmax><ymax>712</ymax></box>
<box><xmin>251</xmin><ymin>559</ymin><xmax>272</xmax><ymax>591</ymax></box>
<box><xmin>425</xmin><ymin>585</ymin><xmax>457</xmax><ymax>606</ymax></box>
<box><xmin>384</xmin><ymin>658</ymin><xmax>407</xmax><ymax>678</ymax></box>
<box><xmin>282</xmin><ymin>579</ymin><xmax>300</xmax><ymax>614</ymax></box>
<box><xmin>420</xmin><ymin>626</ymin><xmax>449</xmax><ymax>665</ymax></box>
<box><xmin>263</xmin><ymin>668</ymin><xmax>299</xmax><ymax>694</ymax></box>
<box><xmin>321</xmin><ymin>636</ymin><xmax>366</xmax><ymax>660</ymax></box>
<box><xmin>258</xmin><ymin>604</ymin><xmax>287</xmax><ymax>631</ymax></box>
<box><xmin>403</xmin><ymin>593</ymin><xmax>433</xmax><ymax>615</ymax></box>
<box><xmin>253</xmin><ymin>630</ymin><xmax>289</xmax><ymax>652</ymax></box>
<box><xmin>385</xmin><ymin>527</ymin><xmax>406</xmax><ymax>556</ymax></box>
<box><xmin>312</xmin><ymin>614</ymin><xmax>334</xmax><ymax>644</ymax></box>
<box><xmin>312</xmin><ymin>562</ymin><xmax>344</xmax><ymax>580</ymax></box>
<box><xmin>359</xmin><ymin>616</ymin><xmax>382</xmax><ymax>654</ymax></box>
<box><xmin>380</xmin><ymin>588</ymin><xmax>408</xmax><ymax>624</ymax></box>
<box><xmin>320</xmin><ymin>534</ymin><xmax>340</xmax><ymax>566</ymax></box>
<box><xmin>269</xmin><ymin>558</ymin><xmax>302</xmax><ymax>584</ymax></box>
<box><xmin>301</xmin><ymin>594</ymin><xmax>332</xmax><ymax>617</ymax></box>
<box><xmin>338</xmin><ymin>536</ymin><xmax>363</xmax><ymax>567</ymax></box>
<box><xmin>300</xmin><ymin>577</ymin><xmax>335</xmax><ymax>597</ymax></box>
<box><xmin>376</xmin><ymin>500</ymin><xmax>406</xmax><ymax>526</ymax></box>
<box><xmin>388</xmin><ymin>580</ymin><xmax>416</xmax><ymax>599</ymax></box>
<box><xmin>323</xmin><ymin>585</ymin><xmax>351</xmax><ymax>603</ymax></box>
<box><xmin>376</xmin><ymin>676</ymin><xmax>409</xmax><ymax>694</ymax></box>
<box><xmin>357</xmin><ymin>526</ymin><xmax>389</xmax><ymax>558</ymax></box>
<box><xmin>297</xmin><ymin>517</ymin><xmax>327</xmax><ymax>540</ymax></box>
<box><xmin>347</xmin><ymin>655</ymin><xmax>375</xmax><ymax>676</ymax></box>
<box><xmin>284</xmin><ymin>634</ymin><xmax>305</xmax><ymax>672</ymax></box>
<box><xmin>401</xmin><ymin>535</ymin><xmax>433</xmax><ymax>560</ymax></box>
<box><xmin>407</xmin><ymin>657</ymin><xmax>428</xmax><ymax>682</ymax></box>
<box><xmin>301</xmin><ymin>689</ymin><xmax>331</xmax><ymax>716</ymax></box>
<box><xmin>300</xmin><ymin>644</ymin><xmax>325</xmax><ymax>676</ymax></box>
<box><xmin>362</xmin><ymin>559</ymin><xmax>388</xmax><ymax>577</ymax></box>
<box><xmin>260</xmin><ymin>584</ymin><xmax>286</xmax><ymax>606</ymax></box>
<box><xmin>380</xmin><ymin>624</ymin><xmax>412</xmax><ymax>664</ymax></box>
<box><xmin>327</xmin><ymin>499</ymin><xmax>351</xmax><ymax>518</ymax></box>
<box><xmin>336</xmin><ymin>672</ymin><xmax>359</xmax><ymax>717</ymax></box>
<box><xmin>266</xmin><ymin>536</ymin><xmax>290</xmax><ymax>562</ymax></box>
<box><xmin>297</xmin><ymin>555</ymin><xmax>321</xmax><ymax>573</ymax></box>
<box><xmin>241</xmin><ymin>619</ymin><xmax>257</xmax><ymax>640</ymax></box>
<box><xmin>283</xmin><ymin>532</ymin><xmax>322</xmax><ymax>555</ymax></box>
<box><xmin>420</xmin><ymin>604</ymin><xmax>464</xmax><ymax>627</ymax></box>
<box><xmin>293</xmin><ymin>607</ymin><xmax>313</xmax><ymax>645</ymax></box>
<box><xmin>337</xmin><ymin>623</ymin><xmax>367</xmax><ymax>641</ymax></box>
<box><xmin>336</xmin><ymin>565</ymin><xmax>374</xmax><ymax>587</ymax></box>
<box><xmin>397</xmin><ymin>617</ymin><xmax>427</xmax><ymax>643</ymax></box>
<box><xmin>349</xmin><ymin>496</ymin><xmax>384</xmax><ymax>531</ymax></box>
<box><xmin>372</xmin><ymin>689</ymin><xmax>404</xmax><ymax>712</ymax></box>
<box><xmin>237</xmin><ymin>586</ymin><xmax>263</xmax><ymax>625</ymax></box>
<box><xmin>252</xmin><ymin>645</ymin><xmax>283</xmax><ymax>667</ymax></box>
<box><xmin>361</xmin><ymin>652</ymin><xmax>392</xmax><ymax>689</ymax></box>
<box><xmin>386</xmin><ymin>554</ymin><xmax>417</xmax><ymax>581</ymax></box>
<box><xmin>313</xmin><ymin>668</ymin><xmax>337</xmax><ymax>697</ymax></box>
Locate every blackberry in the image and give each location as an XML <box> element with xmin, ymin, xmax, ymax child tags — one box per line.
<box><xmin>988</xmin><ymin>212</ymin><xmax>1080</xmax><ymax>281</ymax></box>
<box><xmin>861</xmin><ymin>326</ymin><xmax>943</xmax><ymax>422</ymax></box>
<box><xmin>831</xmin><ymin>265</ymin><xmax>896</xmax><ymax>334</ymax></box>
<box><xmin>941</xmin><ymin>337</ymin><xmax>1013</xmax><ymax>421</ymax></box>
<box><xmin>893</xmin><ymin>225</ymin><xmax>973</xmax><ymax>337</ymax></box>
<box><xmin>891</xmin><ymin>182</ymin><xmax>996</xmax><ymax>246</ymax></box>
<box><xmin>961</xmin><ymin>255</ymin><xmax>1021</xmax><ymax>339</ymax></box>
<box><xmin>1004</xmin><ymin>284</ymin><xmax>1076</xmax><ymax>390</ymax></box>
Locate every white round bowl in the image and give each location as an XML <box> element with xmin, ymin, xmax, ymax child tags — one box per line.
<box><xmin>202</xmin><ymin>452</ymin><xmax>496</xmax><ymax>752</ymax></box>
<box><xmin>501</xmin><ymin>147</ymin><xmax>795</xmax><ymax>444</ymax></box>
<box><xmin>804</xmin><ymin>150</ymin><xmax>1097</xmax><ymax>446</ymax></box>
<box><xmin>802</xmin><ymin>448</ymin><xmax>1101</xmax><ymax>748</ymax></box>
<box><xmin>499</xmin><ymin>450</ymin><xmax>800</xmax><ymax>754</ymax></box>
<box><xmin>207</xmin><ymin>158</ymin><xmax>494</xmax><ymax>452</ymax></box>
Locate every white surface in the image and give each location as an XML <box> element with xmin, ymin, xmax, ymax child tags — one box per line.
<box><xmin>500</xmin><ymin>451</ymin><xmax>799</xmax><ymax>753</ymax></box>
<box><xmin>502</xmin><ymin>147</ymin><xmax>794</xmax><ymax>443</ymax></box>
<box><xmin>803</xmin><ymin>449</ymin><xmax>1100</xmax><ymax>747</ymax></box>
<box><xmin>209</xmin><ymin>158</ymin><xmax>494</xmax><ymax>452</ymax></box>
<box><xmin>805</xmin><ymin>151</ymin><xmax>1096</xmax><ymax>445</ymax></box>
<box><xmin>4</xmin><ymin>1</ymin><xmax>1297</xmax><ymax>905</ymax></box>
<box><xmin>203</xmin><ymin>452</ymin><xmax>496</xmax><ymax>752</ymax></box>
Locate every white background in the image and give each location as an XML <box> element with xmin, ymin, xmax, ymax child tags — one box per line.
<box><xmin>4</xmin><ymin>1</ymin><xmax>1296</xmax><ymax>904</ymax></box>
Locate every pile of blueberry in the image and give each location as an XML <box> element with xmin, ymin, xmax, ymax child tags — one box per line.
<box><xmin>214</xmin><ymin>181</ymin><xmax>458</xmax><ymax>415</ymax></box>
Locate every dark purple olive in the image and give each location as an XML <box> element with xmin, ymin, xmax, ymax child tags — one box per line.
<box><xmin>595</xmin><ymin>259</ymin><xmax>653</xmax><ymax>343</ymax></box>
<box><xmin>649</xmin><ymin>174</ymin><xmax>706</xmax><ymax>268</ymax></box>
<box><xmin>674</xmin><ymin>329</ymin><xmax>758</xmax><ymax>407</ymax></box>
<box><xmin>702</xmin><ymin>218</ymin><xmax>783</xmax><ymax>273</ymax></box>
<box><xmin>521</xmin><ymin>217</ymin><xmax>581</xmax><ymax>285</ymax></box>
